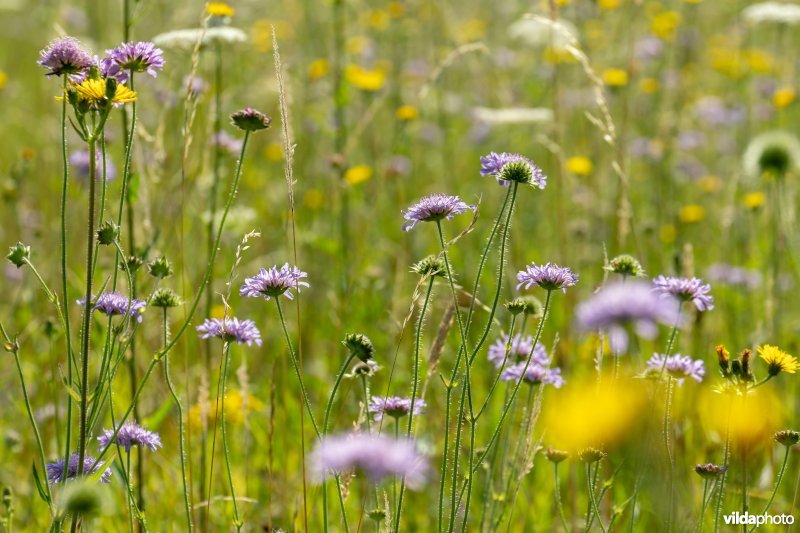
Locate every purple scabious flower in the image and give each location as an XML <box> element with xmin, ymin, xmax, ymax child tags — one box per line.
<box><xmin>77</xmin><ymin>291</ymin><xmax>146</xmax><ymax>322</ymax></box>
<box><xmin>575</xmin><ymin>281</ymin><xmax>680</xmax><ymax>353</ymax></box>
<box><xmin>368</xmin><ymin>396</ymin><xmax>427</xmax><ymax>421</ymax></box>
<box><xmin>46</xmin><ymin>452</ymin><xmax>112</xmax><ymax>485</ymax></box>
<box><xmin>401</xmin><ymin>193</ymin><xmax>476</xmax><ymax>232</ymax></box>
<box><xmin>38</xmin><ymin>37</ymin><xmax>94</xmax><ymax>79</ymax></box>
<box><xmin>311</xmin><ymin>432</ymin><xmax>429</xmax><ymax>489</ymax></box>
<box><xmin>196</xmin><ymin>317</ymin><xmax>262</xmax><ymax>346</ymax></box>
<box><xmin>69</xmin><ymin>150</ymin><xmax>117</xmax><ymax>181</ymax></box>
<box><xmin>647</xmin><ymin>353</ymin><xmax>705</xmax><ymax>385</ymax></box>
<box><xmin>500</xmin><ymin>362</ymin><xmax>565</xmax><ymax>388</ymax></box>
<box><xmin>652</xmin><ymin>275</ymin><xmax>714</xmax><ymax>312</ymax></box>
<box><xmin>706</xmin><ymin>263</ymin><xmax>762</xmax><ymax>290</ymax></box>
<box><xmin>101</xmin><ymin>41</ymin><xmax>165</xmax><ymax>83</ymax></box>
<box><xmin>487</xmin><ymin>333</ymin><xmax>548</xmax><ymax>369</ymax></box>
<box><xmin>516</xmin><ymin>262</ymin><xmax>578</xmax><ymax>292</ymax></box>
<box><xmin>480</xmin><ymin>151</ymin><xmax>547</xmax><ymax>189</ymax></box>
<box><xmin>240</xmin><ymin>264</ymin><xmax>310</xmax><ymax>301</ymax></box>
<box><xmin>97</xmin><ymin>420</ymin><xmax>162</xmax><ymax>452</ymax></box>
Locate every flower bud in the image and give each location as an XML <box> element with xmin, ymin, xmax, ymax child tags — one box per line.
<box><xmin>774</xmin><ymin>430</ymin><xmax>800</xmax><ymax>447</ymax></box>
<box><xmin>230</xmin><ymin>108</ymin><xmax>272</xmax><ymax>132</ymax></box>
<box><xmin>544</xmin><ymin>448</ymin><xmax>569</xmax><ymax>464</ymax></box>
<box><xmin>6</xmin><ymin>242</ymin><xmax>29</xmax><ymax>268</ymax></box>
<box><xmin>96</xmin><ymin>221</ymin><xmax>119</xmax><ymax>246</ymax></box>
<box><xmin>343</xmin><ymin>333</ymin><xmax>375</xmax><ymax>362</ymax></box>
<box><xmin>716</xmin><ymin>345</ymin><xmax>730</xmax><ymax>377</ymax></box>
<box><xmin>148</xmin><ymin>256</ymin><xmax>174</xmax><ymax>279</ymax></box>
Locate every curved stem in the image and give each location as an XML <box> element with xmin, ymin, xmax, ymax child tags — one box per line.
<box><xmin>220</xmin><ymin>343</ymin><xmax>242</xmax><ymax>530</ymax></box>
<box><xmin>713</xmin><ymin>399</ymin><xmax>733</xmax><ymax>533</ymax></box>
<box><xmin>586</xmin><ymin>462</ymin><xmax>607</xmax><ymax>533</ymax></box>
<box><xmin>698</xmin><ymin>478</ymin><xmax>710</xmax><ymax>532</ymax></box>
<box><xmin>748</xmin><ymin>445</ymin><xmax>790</xmax><ymax>533</ymax></box>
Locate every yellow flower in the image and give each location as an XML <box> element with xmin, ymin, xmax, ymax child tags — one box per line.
<box><xmin>698</xmin><ymin>175</ymin><xmax>721</xmax><ymax>193</ymax></box>
<box><xmin>599</xmin><ymin>0</ymin><xmax>621</xmax><ymax>9</ymax></box>
<box><xmin>0</xmin><ymin>70</ymin><xmax>7</xmax><ymax>90</ymax></box>
<box><xmin>265</xmin><ymin>143</ymin><xmax>283</xmax><ymax>162</ymax></box>
<box><xmin>746</xmin><ymin>49</ymin><xmax>775</xmax><ymax>74</ymax></box>
<box><xmin>602</xmin><ymin>68</ymin><xmax>629</xmax><ymax>87</ymax></box>
<box><xmin>388</xmin><ymin>1</ymin><xmax>405</xmax><ymax>17</ymax></box>
<box><xmin>189</xmin><ymin>390</ymin><xmax>264</xmax><ymax>429</ymax></box>
<box><xmin>544</xmin><ymin>47</ymin><xmax>577</xmax><ymax>64</ymax></box>
<box><xmin>711</xmin><ymin>47</ymin><xmax>746</xmax><ymax>78</ymax></box>
<box><xmin>395</xmin><ymin>105</ymin><xmax>418</xmax><ymax>121</ymax></box>
<box><xmin>651</xmin><ymin>11</ymin><xmax>681</xmax><ymax>40</ymax></box>
<box><xmin>207</xmin><ymin>2</ymin><xmax>234</xmax><ymax>17</ymax></box>
<box><xmin>346</xmin><ymin>36</ymin><xmax>370</xmax><ymax>55</ymax></box>
<box><xmin>638</xmin><ymin>77</ymin><xmax>659</xmax><ymax>94</ymax></box>
<box><xmin>344</xmin><ymin>165</ymin><xmax>373</xmax><ymax>186</ymax></box>
<box><xmin>303</xmin><ymin>188</ymin><xmax>324</xmax><ymax>210</ymax></box>
<box><xmin>308</xmin><ymin>59</ymin><xmax>330</xmax><ymax>80</ymax></box>
<box><xmin>700</xmin><ymin>388</ymin><xmax>782</xmax><ymax>447</ymax></box>
<box><xmin>758</xmin><ymin>345</ymin><xmax>800</xmax><ymax>376</ymax></box>
<box><xmin>368</xmin><ymin>9</ymin><xmax>390</xmax><ymax>30</ymax></box>
<box><xmin>773</xmin><ymin>87</ymin><xmax>795</xmax><ymax>109</ymax></box>
<box><xmin>74</xmin><ymin>78</ymin><xmax>137</xmax><ymax>106</ymax></box>
<box><xmin>743</xmin><ymin>192</ymin><xmax>766</xmax><ymax>209</ymax></box>
<box><xmin>456</xmin><ymin>19</ymin><xmax>486</xmax><ymax>43</ymax></box>
<box><xmin>566</xmin><ymin>156</ymin><xmax>593</xmax><ymax>176</ymax></box>
<box><xmin>678</xmin><ymin>204</ymin><xmax>705</xmax><ymax>223</ymax></box>
<box><xmin>211</xmin><ymin>304</ymin><xmax>227</xmax><ymax>320</ymax></box>
<box><xmin>345</xmin><ymin>65</ymin><xmax>386</xmax><ymax>91</ymax></box>
<box><xmin>659</xmin><ymin>224</ymin><xmax>676</xmax><ymax>244</ymax></box>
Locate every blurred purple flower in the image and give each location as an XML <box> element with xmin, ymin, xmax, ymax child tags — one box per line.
<box><xmin>500</xmin><ymin>362</ymin><xmax>565</xmax><ymax>387</ymax></box>
<box><xmin>634</xmin><ymin>36</ymin><xmax>664</xmax><ymax>61</ymax></box>
<box><xmin>706</xmin><ymin>263</ymin><xmax>762</xmax><ymax>290</ymax></box>
<box><xmin>653</xmin><ymin>275</ymin><xmax>714</xmax><ymax>312</ymax></box>
<box><xmin>240</xmin><ymin>264</ymin><xmax>309</xmax><ymax>301</ymax></box>
<box><xmin>693</xmin><ymin>97</ymin><xmax>745</xmax><ymax>127</ymax></box>
<box><xmin>487</xmin><ymin>333</ymin><xmax>548</xmax><ymax>368</ymax></box>
<box><xmin>69</xmin><ymin>150</ymin><xmax>117</xmax><ymax>181</ymax></box>
<box><xmin>46</xmin><ymin>452</ymin><xmax>111</xmax><ymax>485</ymax></box>
<box><xmin>368</xmin><ymin>396</ymin><xmax>426</xmax><ymax>421</ymax></box>
<box><xmin>647</xmin><ymin>353</ymin><xmax>705</xmax><ymax>384</ymax></box>
<box><xmin>401</xmin><ymin>193</ymin><xmax>475</xmax><ymax>232</ymax></box>
<box><xmin>97</xmin><ymin>420</ymin><xmax>162</xmax><ymax>452</ymax></box>
<box><xmin>196</xmin><ymin>317</ymin><xmax>262</xmax><ymax>346</ymax></box>
<box><xmin>212</xmin><ymin>131</ymin><xmax>243</xmax><ymax>156</ymax></box>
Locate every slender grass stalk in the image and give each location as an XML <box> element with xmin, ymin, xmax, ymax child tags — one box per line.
<box><xmin>220</xmin><ymin>342</ymin><xmax>243</xmax><ymax>531</ymax></box>
<box><xmin>162</xmin><ymin>309</ymin><xmax>193</xmax><ymax>532</ymax></box>
<box><xmin>748</xmin><ymin>445</ymin><xmax>790</xmax><ymax>533</ymax></box>
<box><xmin>394</xmin><ymin>276</ymin><xmax>435</xmax><ymax>531</ymax></box>
<box><xmin>713</xmin><ymin>399</ymin><xmax>734</xmax><ymax>532</ymax></box>
<box><xmin>554</xmin><ymin>463</ymin><xmax>569</xmax><ymax>532</ymax></box>
<box><xmin>698</xmin><ymin>478</ymin><xmax>710</xmax><ymax>532</ymax></box>
<box><xmin>664</xmin><ymin>376</ymin><xmax>675</xmax><ymax>531</ymax></box>
<box><xmin>585</xmin><ymin>462</ymin><xmax>607</xmax><ymax>533</ymax></box>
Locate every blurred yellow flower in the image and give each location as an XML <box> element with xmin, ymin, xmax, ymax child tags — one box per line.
<box><xmin>599</xmin><ymin>0</ymin><xmax>621</xmax><ymax>9</ymax></box>
<box><xmin>347</xmin><ymin>35</ymin><xmax>370</xmax><ymax>55</ymax></box>
<box><xmin>368</xmin><ymin>9</ymin><xmax>390</xmax><ymax>30</ymax></box>
<box><xmin>308</xmin><ymin>59</ymin><xmax>330</xmax><ymax>80</ymax></box>
<box><xmin>566</xmin><ymin>156</ymin><xmax>593</xmax><ymax>176</ymax></box>
<box><xmin>746</xmin><ymin>49</ymin><xmax>775</xmax><ymax>74</ymax></box>
<box><xmin>773</xmin><ymin>87</ymin><xmax>795</xmax><ymax>108</ymax></box>
<box><xmin>344</xmin><ymin>165</ymin><xmax>373</xmax><ymax>186</ymax></box>
<box><xmin>251</xmin><ymin>20</ymin><xmax>293</xmax><ymax>52</ymax></box>
<box><xmin>211</xmin><ymin>304</ymin><xmax>227</xmax><ymax>319</ymax></box>
<box><xmin>651</xmin><ymin>11</ymin><xmax>681</xmax><ymax>39</ymax></box>
<box><xmin>303</xmin><ymin>188</ymin><xmax>325</xmax><ymax>210</ymax></box>
<box><xmin>679</xmin><ymin>204</ymin><xmax>705</xmax><ymax>223</ymax></box>
<box><xmin>345</xmin><ymin>65</ymin><xmax>386</xmax><ymax>91</ymax></box>
<box><xmin>544</xmin><ymin>47</ymin><xmax>577</xmax><ymax>64</ymax></box>
<box><xmin>743</xmin><ymin>192</ymin><xmax>766</xmax><ymax>209</ymax></box>
<box><xmin>638</xmin><ymin>77</ymin><xmax>659</xmax><ymax>94</ymax></box>
<box><xmin>395</xmin><ymin>105</ymin><xmax>418</xmax><ymax>121</ymax></box>
<box><xmin>542</xmin><ymin>378</ymin><xmax>646</xmax><ymax>450</ymax></box>
<box><xmin>602</xmin><ymin>68</ymin><xmax>629</xmax><ymax>87</ymax></box>
<box><xmin>457</xmin><ymin>19</ymin><xmax>487</xmax><ymax>42</ymax></box>
<box><xmin>388</xmin><ymin>2</ymin><xmax>405</xmax><ymax>17</ymax></box>
<box><xmin>698</xmin><ymin>175</ymin><xmax>722</xmax><ymax>193</ymax></box>
<box><xmin>660</xmin><ymin>224</ymin><xmax>676</xmax><ymax>243</ymax></box>
<box><xmin>265</xmin><ymin>143</ymin><xmax>283</xmax><ymax>162</ymax></box>
<box><xmin>0</xmin><ymin>70</ymin><xmax>7</xmax><ymax>90</ymax></box>
<box><xmin>711</xmin><ymin>47</ymin><xmax>746</xmax><ymax>78</ymax></box>
<box><xmin>207</xmin><ymin>2</ymin><xmax>234</xmax><ymax>17</ymax></box>
<box><xmin>758</xmin><ymin>345</ymin><xmax>799</xmax><ymax>375</ymax></box>
<box><xmin>189</xmin><ymin>390</ymin><xmax>264</xmax><ymax>430</ymax></box>
<box><xmin>700</xmin><ymin>388</ymin><xmax>782</xmax><ymax>449</ymax></box>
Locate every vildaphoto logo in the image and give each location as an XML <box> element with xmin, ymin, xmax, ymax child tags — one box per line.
<box><xmin>723</xmin><ymin>512</ymin><xmax>795</xmax><ymax>526</ymax></box>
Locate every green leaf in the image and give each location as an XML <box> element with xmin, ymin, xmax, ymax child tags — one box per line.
<box><xmin>32</xmin><ymin>463</ymin><xmax>50</xmax><ymax>503</ymax></box>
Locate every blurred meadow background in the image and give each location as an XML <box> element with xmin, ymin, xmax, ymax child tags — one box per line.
<box><xmin>1</xmin><ymin>0</ymin><xmax>800</xmax><ymax>531</ymax></box>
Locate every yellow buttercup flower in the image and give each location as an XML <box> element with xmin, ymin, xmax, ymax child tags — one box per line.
<box><xmin>74</xmin><ymin>78</ymin><xmax>137</xmax><ymax>106</ymax></box>
<box><xmin>743</xmin><ymin>192</ymin><xmax>766</xmax><ymax>209</ymax></box>
<box><xmin>679</xmin><ymin>204</ymin><xmax>705</xmax><ymax>223</ymax></box>
<box><xmin>368</xmin><ymin>9</ymin><xmax>390</xmax><ymax>30</ymax></box>
<box><xmin>395</xmin><ymin>105</ymin><xmax>418</xmax><ymax>121</ymax></box>
<box><xmin>758</xmin><ymin>345</ymin><xmax>800</xmax><ymax>376</ymax></box>
<box><xmin>746</xmin><ymin>49</ymin><xmax>775</xmax><ymax>74</ymax></box>
<box><xmin>773</xmin><ymin>87</ymin><xmax>795</xmax><ymax>109</ymax></box>
<box><xmin>207</xmin><ymin>2</ymin><xmax>234</xmax><ymax>17</ymax></box>
<box><xmin>344</xmin><ymin>165</ymin><xmax>373</xmax><ymax>186</ymax></box>
<box><xmin>345</xmin><ymin>65</ymin><xmax>385</xmax><ymax>91</ymax></box>
<box><xmin>602</xmin><ymin>68</ymin><xmax>629</xmax><ymax>87</ymax></box>
<box><xmin>651</xmin><ymin>11</ymin><xmax>681</xmax><ymax>40</ymax></box>
<box><xmin>566</xmin><ymin>156</ymin><xmax>593</xmax><ymax>176</ymax></box>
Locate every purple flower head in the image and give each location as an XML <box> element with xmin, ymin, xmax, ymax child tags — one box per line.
<box><xmin>240</xmin><ymin>264</ymin><xmax>310</xmax><ymax>301</ymax></box>
<box><xmin>401</xmin><ymin>193</ymin><xmax>476</xmax><ymax>232</ymax></box>
<box><xmin>652</xmin><ymin>275</ymin><xmax>714</xmax><ymax>312</ymax></box>
<box><xmin>196</xmin><ymin>317</ymin><xmax>262</xmax><ymax>346</ymax></box>
<box><xmin>38</xmin><ymin>37</ymin><xmax>94</xmax><ymax>79</ymax></box>
<box><xmin>480</xmin><ymin>151</ymin><xmax>547</xmax><ymax>189</ymax></box>
<box><xmin>647</xmin><ymin>353</ymin><xmax>705</xmax><ymax>385</ymax></box>
<box><xmin>183</xmin><ymin>75</ymin><xmax>207</xmax><ymax>97</ymax></box>
<box><xmin>97</xmin><ymin>420</ymin><xmax>162</xmax><ymax>452</ymax></box>
<box><xmin>101</xmin><ymin>41</ymin><xmax>165</xmax><ymax>83</ymax></box>
<box><xmin>46</xmin><ymin>452</ymin><xmax>111</xmax><ymax>485</ymax></box>
<box><xmin>500</xmin><ymin>362</ymin><xmax>565</xmax><ymax>388</ymax></box>
<box><xmin>69</xmin><ymin>150</ymin><xmax>117</xmax><ymax>181</ymax></box>
<box><xmin>516</xmin><ymin>262</ymin><xmax>578</xmax><ymax>293</ymax></box>
<box><xmin>368</xmin><ymin>396</ymin><xmax>426</xmax><ymax>421</ymax></box>
<box><xmin>487</xmin><ymin>333</ymin><xmax>548</xmax><ymax>369</ymax></box>
<box><xmin>77</xmin><ymin>291</ymin><xmax>146</xmax><ymax>322</ymax></box>
<box><xmin>575</xmin><ymin>281</ymin><xmax>680</xmax><ymax>353</ymax></box>
<box><xmin>706</xmin><ymin>263</ymin><xmax>762</xmax><ymax>291</ymax></box>
<box><xmin>311</xmin><ymin>432</ymin><xmax>429</xmax><ymax>489</ymax></box>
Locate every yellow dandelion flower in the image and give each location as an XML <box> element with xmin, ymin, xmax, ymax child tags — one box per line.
<box><xmin>308</xmin><ymin>58</ymin><xmax>330</xmax><ymax>80</ymax></box>
<box><xmin>773</xmin><ymin>87</ymin><xmax>795</xmax><ymax>109</ymax></box>
<box><xmin>74</xmin><ymin>78</ymin><xmax>137</xmax><ymax>106</ymax></box>
<box><xmin>345</xmin><ymin>65</ymin><xmax>385</xmax><ymax>91</ymax></box>
<box><xmin>679</xmin><ymin>204</ymin><xmax>705</xmax><ymax>223</ymax></box>
<box><xmin>659</xmin><ymin>224</ymin><xmax>676</xmax><ymax>244</ymax></box>
<box><xmin>344</xmin><ymin>165</ymin><xmax>373</xmax><ymax>186</ymax></box>
<box><xmin>700</xmin><ymin>388</ymin><xmax>781</xmax><ymax>448</ymax></box>
<box><xmin>602</xmin><ymin>68</ymin><xmax>629</xmax><ymax>87</ymax></box>
<box><xmin>207</xmin><ymin>2</ymin><xmax>234</xmax><ymax>17</ymax></box>
<box><xmin>711</xmin><ymin>47</ymin><xmax>746</xmax><ymax>78</ymax></box>
<box><xmin>395</xmin><ymin>105</ymin><xmax>418</xmax><ymax>121</ymax></box>
<box><xmin>743</xmin><ymin>192</ymin><xmax>766</xmax><ymax>209</ymax></box>
<box><xmin>599</xmin><ymin>0</ymin><xmax>621</xmax><ymax>9</ymax></box>
<box><xmin>566</xmin><ymin>156</ymin><xmax>593</xmax><ymax>176</ymax></box>
<box><xmin>759</xmin><ymin>345</ymin><xmax>800</xmax><ymax>376</ymax></box>
<box><xmin>698</xmin><ymin>175</ymin><xmax>721</xmax><ymax>193</ymax></box>
<box><xmin>651</xmin><ymin>11</ymin><xmax>681</xmax><ymax>40</ymax></box>
<box><xmin>746</xmin><ymin>49</ymin><xmax>775</xmax><ymax>74</ymax></box>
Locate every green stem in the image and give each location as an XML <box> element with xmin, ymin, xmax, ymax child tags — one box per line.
<box><xmin>554</xmin><ymin>463</ymin><xmax>569</xmax><ymax>532</ymax></box>
<box><xmin>713</xmin><ymin>399</ymin><xmax>733</xmax><ymax>533</ymax></box>
<box><xmin>220</xmin><ymin>343</ymin><xmax>243</xmax><ymax>530</ymax></box>
<box><xmin>698</xmin><ymin>478</ymin><xmax>710</xmax><ymax>533</ymax></box>
<box><xmin>586</xmin><ymin>462</ymin><xmax>607</xmax><ymax>533</ymax></box>
<box><xmin>748</xmin><ymin>445</ymin><xmax>790</xmax><ymax>533</ymax></box>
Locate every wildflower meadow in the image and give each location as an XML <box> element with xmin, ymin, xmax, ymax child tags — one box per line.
<box><xmin>3</xmin><ymin>0</ymin><xmax>800</xmax><ymax>531</ymax></box>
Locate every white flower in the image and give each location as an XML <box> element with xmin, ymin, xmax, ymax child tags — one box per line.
<box><xmin>153</xmin><ymin>27</ymin><xmax>247</xmax><ymax>49</ymax></box>
<box><xmin>508</xmin><ymin>16</ymin><xmax>578</xmax><ymax>49</ymax></box>
<box><xmin>472</xmin><ymin>107</ymin><xmax>554</xmax><ymax>125</ymax></box>
<box><xmin>742</xmin><ymin>2</ymin><xmax>800</xmax><ymax>25</ymax></box>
